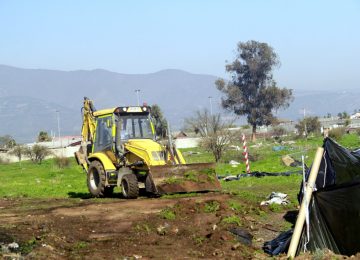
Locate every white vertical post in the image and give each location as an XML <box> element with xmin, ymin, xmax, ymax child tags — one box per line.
<box><xmin>135</xmin><ymin>89</ymin><xmax>141</xmax><ymax>106</ymax></box>
<box><xmin>287</xmin><ymin>147</ymin><xmax>324</xmax><ymax>258</ymax></box>
<box><xmin>56</xmin><ymin>110</ymin><xmax>61</xmax><ymax>147</ymax></box>
<box><xmin>208</xmin><ymin>96</ymin><xmax>213</xmax><ymax>115</ymax></box>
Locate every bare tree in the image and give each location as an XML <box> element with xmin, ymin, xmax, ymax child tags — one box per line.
<box><xmin>185</xmin><ymin>109</ymin><xmax>235</xmax><ymax>162</ymax></box>
<box><xmin>25</xmin><ymin>144</ymin><xmax>52</xmax><ymax>164</ymax></box>
<box><xmin>9</xmin><ymin>145</ymin><xmax>27</xmax><ymax>162</ymax></box>
<box><xmin>184</xmin><ymin>109</ymin><xmax>223</xmax><ymax>137</ymax></box>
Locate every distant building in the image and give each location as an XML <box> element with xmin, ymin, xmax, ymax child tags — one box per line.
<box><xmin>350</xmin><ymin>112</ymin><xmax>360</xmax><ymax>119</ymax></box>
<box><xmin>173</xmin><ymin>131</ymin><xmax>188</xmax><ymax>139</ymax></box>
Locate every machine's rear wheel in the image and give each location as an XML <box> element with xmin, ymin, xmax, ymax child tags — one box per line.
<box><xmin>87</xmin><ymin>160</ymin><xmax>107</xmax><ymax>197</ymax></box>
<box><xmin>121</xmin><ymin>174</ymin><xmax>139</xmax><ymax>199</ymax></box>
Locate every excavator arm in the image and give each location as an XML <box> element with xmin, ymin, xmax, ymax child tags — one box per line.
<box><xmin>75</xmin><ymin>97</ymin><xmax>97</xmax><ymax>171</ymax></box>
<box><xmin>81</xmin><ymin>97</ymin><xmax>97</xmax><ymax>143</ymax></box>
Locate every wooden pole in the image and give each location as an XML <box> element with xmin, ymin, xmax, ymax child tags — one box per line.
<box><xmin>287</xmin><ymin>147</ymin><xmax>324</xmax><ymax>259</ymax></box>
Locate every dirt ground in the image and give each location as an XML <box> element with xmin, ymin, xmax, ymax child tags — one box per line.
<box><xmin>0</xmin><ymin>192</ymin><xmax>293</xmax><ymax>259</ymax></box>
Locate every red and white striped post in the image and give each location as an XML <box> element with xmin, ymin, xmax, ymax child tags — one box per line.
<box><xmin>242</xmin><ymin>133</ymin><xmax>251</xmax><ymax>174</ymax></box>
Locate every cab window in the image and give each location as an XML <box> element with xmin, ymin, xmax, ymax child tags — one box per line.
<box><xmin>94</xmin><ymin>116</ymin><xmax>113</xmax><ymax>152</ymax></box>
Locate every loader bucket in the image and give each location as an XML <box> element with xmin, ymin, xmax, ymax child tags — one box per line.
<box><xmin>148</xmin><ymin>163</ymin><xmax>221</xmax><ymax>194</ymax></box>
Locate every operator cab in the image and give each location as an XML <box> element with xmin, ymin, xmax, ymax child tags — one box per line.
<box><xmin>92</xmin><ymin>105</ymin><xmax>155</xmax><ymax>155</ymax></box>
<box><xmin>114</xmin><ymin>106</ymin><xmax>154</xmax><ymax>141</ymax></box>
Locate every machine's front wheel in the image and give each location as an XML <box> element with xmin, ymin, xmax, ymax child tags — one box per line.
<box><xmin>145</xmin><ymin>174</ymin><xmax>159</xmax><ymax>197</ymax></box>
<box><xmin>121</xmin><ymin>174</ymin><xmax>139</xmax><ymax>199</ymax></box>
<box><xmin>87</xmin><ymin>160</ymin><xmax>107</xmax><ymax>197</ymax></box>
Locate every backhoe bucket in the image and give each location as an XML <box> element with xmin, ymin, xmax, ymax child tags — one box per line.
<box><xmin>148</xmin><ymin>163</ymin><xmax>221</xmax><ymax>194</ymax></box>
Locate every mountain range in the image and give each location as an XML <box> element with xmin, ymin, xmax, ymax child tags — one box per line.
<box><xmin>0</xmin><ymin>65</ymin><xmax>359</xmax><ymax>142</ymax></box>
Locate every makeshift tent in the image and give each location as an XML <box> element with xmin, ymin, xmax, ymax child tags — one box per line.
<box><xmin>264</xmin><ymin>138</ymin><xmax>360</xmax><ymax>256</ymax></box>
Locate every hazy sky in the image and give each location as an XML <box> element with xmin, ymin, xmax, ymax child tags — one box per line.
<box><xmin>1</xmin><ymin>0</ymin><xmax>359</xmax><ymax>91</ymax></box>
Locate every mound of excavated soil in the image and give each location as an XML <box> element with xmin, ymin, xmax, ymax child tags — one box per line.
<box><xmin>0</xmin><ymin>193</ymin><xmax>290</xmax><ymax>259</ymax></box>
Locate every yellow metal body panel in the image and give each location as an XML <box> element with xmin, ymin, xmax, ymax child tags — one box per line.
<box><xmin>125</xmin><ymin>139</ymin><xmax>166</xmax><ymax>166</ymax></box>
<box><xmin>88</xmin><ymin>152</ymin><xmax>116</xmax><ymax>171</ymax></box>
<box><xmin>93</xmin><ymin>108</ymin><xmax>117</xmax><ymax>117</ymax></box>
<box><xmin>175</xmin><ymin>148</ymin><xmax>186</xmax><ymax>164</ymax></box>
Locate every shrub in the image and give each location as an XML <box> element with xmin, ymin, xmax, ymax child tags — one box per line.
<box><xmin>328</xmin><ymin>127</ymin><xmax>345</xmax><ymax>141</ymax></box>
<box><xmin>9</xmin><ymin>145</ymin><xmax>27</xmax><ymax>162</ymax></box>
<box><xmin>54</xmin><ymin>156</ymin><xmax>71</xmax><ymax>168</ymax></box>
<box><xmin>26</xmin><ymin>145</ymin><xmax>52</xmax><ymax>164</ymax></box>
<box><xmin>295</xmin><ymin>116</ymin><xmax>321</xmax><ymax>137</ymax></box>
<box><xmin>272</xmin><ymin>126</ymin><xmax>287</xmax><ymax>137</ymax></box>
<box><xmin>248</xmin><ymin>151</ymin><xmax>263</xmax><ymax>162</ymax></box>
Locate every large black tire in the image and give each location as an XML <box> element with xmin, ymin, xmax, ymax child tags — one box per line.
<box><xmin>87</xmin><ymin>160</ymin><xmax>107</xmax><ymax>197</ymax></box>
<box><xmin>145</xmin><ymin>174</ymin><xmax>159</xmax><ymax>197</ymax></box>
<box><xmin>121</xmin><ymin>174</ymin><xmax>139</xmax><ymax>199</ymax></box>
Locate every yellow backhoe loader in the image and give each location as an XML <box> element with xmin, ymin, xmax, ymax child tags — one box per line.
<box><xmin>75</xmin><ymin>97</ymin><xmax>221</xmax><ymax>198</ymax></box>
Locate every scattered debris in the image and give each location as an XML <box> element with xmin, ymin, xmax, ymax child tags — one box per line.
<box><xmin>281</xmin><ymin>155</ymin><xmax>302</xmax><ymax>167</ymax></box>
<box><xmin>229</xmin><ymin>227</ymin><xmax>253</xmax><ymax>246</ymax></box>
<box><xmin>1</xmin><ymin>242</ymin><xmax>19</xmax><ymax>253</ymax></box>
<box><xmin>183</xmin><ymin>151</ymin><xmax>201</xmax><ymax>155</ymax></box>
<box><xmin>218</xmin><ymin>171</ymin><xmax>302</xmax><ymax>181</ymax></box>
<box><xmin>273</xmin><ymin>146</ymin><xmax>286</xmax><ymax>151</ymax></box>
<box><xmin>223</xmin><ymin>175</ymin><xmax>241</xmax><ymax>181</ymax></box>
<box><xmin>281</xmin><ymin>155</ymin><xmax>295</xmax><ymax>166</ymax></box>
<box><xmin>263</xmin><ymin>229</ymin><xmax>293</xmax><ymax>256</ymax></box>
<box><xmin>260</xmin><ymin>192</ymin><xmax>289</xmax><ymax>206</ymax></box>
<box><xmin>8</xmin><ymin>242</ymin><xmax>19</xmax><ymax>251</ymax></box>
<box><xmin>250</xmin><ymin>142</ymin><xmax>263</xmax><ymax>148</ymax></box>
<box><xmin>229</xmin><ymin>145</ymin><xmax>241</xmax><ymax>151</ymax></box>
<box><xmin>229</xmin><ymin>160</ymin><xmax>240</xmax><ymax>167</ymax></box>
<box><xmin>282</xmin><ymin>141</ymin><xmax>296</xmax><ymax>145</ymax></box>
<box><xmin>156</xmin><ymin>223</ymin><xmax>169</xmax><ymax>235</ymax></box>
<box><xmin>231</xmin><ymin>242</ymin><xmax>241</xmax><ymax>250</ymax></box>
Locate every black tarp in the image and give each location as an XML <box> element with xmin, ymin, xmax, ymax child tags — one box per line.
<box><xmin>265</xmin><ymin>138</ymin><xmax>360</xmax><ymax>256</ymax></box>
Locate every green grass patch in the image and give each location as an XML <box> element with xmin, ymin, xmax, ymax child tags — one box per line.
<box><xmin>203</xmin><ymin>201</ymin><xmax>220</xmax><ymax>213</ymax></box>
<box><xmin>228</xmin><ymin>200</ymin><xmax>244</xmax><ymax>213</ymax></box>
<box><xmin>73</xmin><ymin>241</ymin><xmax>88</xmax><ymax>250</ymax></box>
<box><xmin>134</xmin><ymin>223</ymin><xmax>152</xmax><ymax>234</ymax></box>
<box><xmin>20</xmin><ymin>237</ymin><xmax>37</xmax><ymax>254</ymax></box>
<box><xmin>221</xmin><ymin>215</ymin><xmax>242</xmax><ymax>226</ymax></box>
<box><xmin>268</xmin><ymin>203</ymin><xmax>284</xmax><ymax>213</ymax></box>
<box><xmin>0</xmin><ymin>158</ymin><xmax>87</xmax><ymax>198</ymax></box>
<box><xmin>161</xmin><ymin>192</ymin><xmax>198</xmax><ymax>199</ymax></box>
<box><xmin>159</xmin><ymin>207</ymin><xmax>176</xmax><ymax>220</ymax></box>
<box><xmin>338</xmin><ymin>133</ymin><xmax>360</xmax><ymax>149</ymax></box>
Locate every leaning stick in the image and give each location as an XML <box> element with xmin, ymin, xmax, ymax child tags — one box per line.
<box><xmin>287</xmin><ymin>147</ymin><xmax>324</xmax><ymax>259</ymax></box>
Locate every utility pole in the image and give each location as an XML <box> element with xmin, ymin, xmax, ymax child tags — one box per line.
<box><xmin>208</xmin><ymin>96</ymin><xmax>213</xmax><ymax>115</ymax></box>
<box><xmin>56</xmin><ymin>110</ymin><xmax>62</xmax><ymax>147</ymax></box>
<box><xmin>135</xmin><ymin>89</ymin><xmax>141</xmax><ymax>106</ymax></box>
<box><xmin>303</xmin><ymin>108</ymin><xmax>307</xmax><ymax>138</ymax></box>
